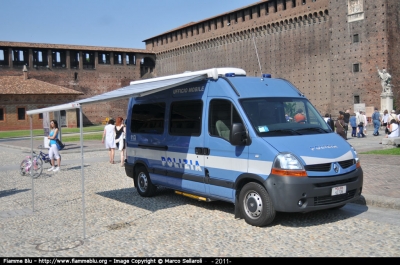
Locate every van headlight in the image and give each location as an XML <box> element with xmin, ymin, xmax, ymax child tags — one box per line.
<box><xmin>271</xmin><ymin>153</ymin><xmax>307</xmax><ymax>177</ymax></box>
<box><xmin>350</xmin><ymin>145</ymin><xmax>361</xmax><ymax>168</ymax></box>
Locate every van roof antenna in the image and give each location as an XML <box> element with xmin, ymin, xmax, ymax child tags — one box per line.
<box><xmin>252</xmin><ymin>33</ymin><xmax>263</xmax><ymax>80</ymax></box>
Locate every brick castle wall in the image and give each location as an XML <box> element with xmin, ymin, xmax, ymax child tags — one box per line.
<box><xmin>0</xmin><ymin>50</ymin><xmax>155</xmax><ymax>130</ymax></box>
<box><xmin>387</xmin><ymin>0</ymin><xmax>400</xmax><ymax>108</ymax></box>
<box><xmin>149</xmin><ymin>0</ymin><xmax>399</xmax><ymax>117</ymax></box>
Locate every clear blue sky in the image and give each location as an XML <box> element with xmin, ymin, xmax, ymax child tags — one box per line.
<box><xmin>1</xmin><ymin>0</ymin><xmax>257</xmax><ymax>49</ymax></box>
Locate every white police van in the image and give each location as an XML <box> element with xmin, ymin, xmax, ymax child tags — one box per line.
<box><xmin>124</xmin><ymin>67</ymin><xmax>363</xmax><ymax>226</ymax></box>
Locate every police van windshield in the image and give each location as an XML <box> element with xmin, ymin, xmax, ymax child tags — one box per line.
<box><xmin>240</xmin><ymin>97</ymin><xmax>332</xmax><ymax>137</ymax></box>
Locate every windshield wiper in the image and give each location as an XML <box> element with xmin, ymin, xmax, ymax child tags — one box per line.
<box><xmin>264</xmin><ymin>129</ymin><xmax>302</xmax><ymax>135</ymax></box>
<box><xmin>296</xmin><ymin>127</ymin><xmax>329</xmax><ymax>133</ymax></box>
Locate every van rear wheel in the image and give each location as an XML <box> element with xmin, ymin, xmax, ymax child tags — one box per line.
<box><xmin>135</xmin><ymin>166</ymin><xmax>157</xmax><ymax>197</ymax></box>
<box><xmin>239</xmin><ymin>182</ymin><xmax>276</xmax><ymax>227</ymax></box>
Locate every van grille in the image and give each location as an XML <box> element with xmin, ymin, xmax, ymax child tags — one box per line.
<box><xmin>314</xmin><ymin>189</ymin><xmax>357</xmax><ymax>206</ymax></box>
<box><xmin>314</xmin><ymin>177</ymin><xmax>358</xmax><ymax>188</ymax></box>
<box><xmin>304</xmin><ymin>163</ymin><xmax>331</xmax><ymax>172</ymax></box>
<box><xmin>305</xmin><ymin>159</ymin><xmax>356</xmax><ymax>172</ymax></box>
<box><xmin>338</xmin><ymin>159</ymin><xmax>356</xmax><ymax>169</ymax></box>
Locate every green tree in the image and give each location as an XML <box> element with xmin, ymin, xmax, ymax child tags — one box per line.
<box><xmin>284</xmin><ymin>102</ymin><xmax>297</xmax><ymax>118</ymax></box>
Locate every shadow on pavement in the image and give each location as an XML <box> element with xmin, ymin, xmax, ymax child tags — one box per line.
<box><xmin>0</xmin><ymin>188</ymin><xmax>30</xmax><ymax>198</ymax></box>
<box><xmin>97</xmin><ymin>187</ymin><xmax>369</xmax><ymax>228</ymax></box>
<box><xmin>97</xmin><ymin>187</ymin><xmax>234</xmax><ymax>214</ymax></box>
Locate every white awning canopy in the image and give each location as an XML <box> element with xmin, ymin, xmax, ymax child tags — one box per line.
<box><xmin>26</xmin><ymin>67</ymin><xmax>245</xmax><ymax>115</ymax></box>
<box><xmin>74</xmin><ymin>74</ymin><xmax>206</xmax><ymax>105</ymax></box>
<box><xmin>24</xmin><ymin>67</ymin><xmax>246</xmax><ymax>239</ymax></box>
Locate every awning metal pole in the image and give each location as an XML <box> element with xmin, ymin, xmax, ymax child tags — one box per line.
<box><xmin>79</xmin><ymin>106</ymin><xmax>86</xmax><ymax>239</ymax></box>
<box><xmin>58</xmin><ymin>111</ymin><xmax>62</xmax><ymax>142</ymax></box>
<box><xmin>30</xmin><ymin>115</ymin><xmax>35</xmax><ymax>212</ymax></box>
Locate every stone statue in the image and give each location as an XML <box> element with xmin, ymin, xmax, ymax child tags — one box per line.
<box><xmin>377</xmin><ymin>67</ymin><xmax>392</xmax><ymax>93</ymax></box>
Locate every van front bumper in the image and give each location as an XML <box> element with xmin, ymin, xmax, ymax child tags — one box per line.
<box><xmin>264</xmin><ymin>168</ymin><xmax>363</xmax><ymax>212</ymax></box>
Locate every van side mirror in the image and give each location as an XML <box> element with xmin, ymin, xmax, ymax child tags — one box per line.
<box><xmin>230</xmin><ymin>123</ymin><xmax>250</xmax><ymax>146</ymax></box>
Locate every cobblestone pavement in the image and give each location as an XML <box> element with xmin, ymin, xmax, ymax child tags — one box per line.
<box><xmin>0</xmin><ymin>126</ymin><xmax>399</xmax><ymax>257</ymax></box>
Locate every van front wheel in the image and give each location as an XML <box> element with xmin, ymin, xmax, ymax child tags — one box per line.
<box><xmin>239</xmin><ymin>182</ymin><xmax>276</xmax><ymax>227</ymax></box>
<box><xmin>135</xmin><ymin>166</ymin><xmax>157</xmax><ymax>197</ymax></box>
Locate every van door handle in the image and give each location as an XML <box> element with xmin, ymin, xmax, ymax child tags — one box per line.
<box><xmin>203</xmin><ymin>148</ymin><xmax>210</xmax><ymax>155</ymax></box>
<box><xmin>195</xmin><ymin>147</ymin><xmax>210</xmax><ymax>155</ymax></box>
<box><xmin>195</xmin><ymin>147</ymin><xmax>203</xmax><ymax>155</ymax></box>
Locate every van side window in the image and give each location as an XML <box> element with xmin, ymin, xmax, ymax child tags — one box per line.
<box><xmin>130</xmin><ymin>103</ymin><xmax>165</xmax><ymax>134</ymax></box>
<box><xmin>209</xmin><ymin>99</ymin><xmax>243</xmax><ymax>141</ymax></box>
<box><xmin>169</xmin><ymin>100</ymin><xmax>202</xmax><ymax>136</ymax></box>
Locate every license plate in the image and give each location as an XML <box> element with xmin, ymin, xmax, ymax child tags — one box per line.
<box><xmin>331</xmin><ymin>185</ymin><xmax>346</xmax><ymax>196</ymax></box>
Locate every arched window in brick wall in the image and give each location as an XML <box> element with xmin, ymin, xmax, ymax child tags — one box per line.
<box><xmin>0</xmin><ymin>48</ymin><xmax>8</xmax><ymax>66</ymax></box>
<box><xmin>52</xmin><ymin>50</ymin><xmax>66</xmax><ymax>68</ymax></box>
<box><xmin>33</xmin><ymin>49</ymin><xmax>48</xmax><ymax>67</ymax></box>
<box><xmin>126</xmin><ymin>53</ymin><xmax>136</xmax><ymax>65</ymax></box>
<box><xmin>12</xmin><ymin>48</ymin><xmax>29</xmax><ymax>66</ymax></box>
<box><xmin>114</xmin><ymin>53</ymin><xmax>123</xmax><ymax>65</ymax></box>
<box><xmin>0</xmin><ymin>107</ymin><xmax>4</xmax><ymax>121</ymax></box>
<box><xmin>98</xmin><ymin>52</ymin><xmax>110</xmax><ymax>64</ymax></box>
<box><xmin>82</xmin><ymin>51</ymin><xmax>94</xmax><ymax>69</ymax></box>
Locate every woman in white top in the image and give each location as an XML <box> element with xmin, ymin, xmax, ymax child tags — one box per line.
<box><xmin>362</xmin><ymin>111</ymin><xmax>368</xmax><ymax>135</ymax></box>
<box><xmin>102</xmin><ymin>119</ymin><xmax>116</xmax><ymax>164</ymax></box>
<box><xmin>385</xmin><ymin>119</ymin><xmax>399</xmax><ymax>138</ymax></box>
<box><xmin>115</xmin><ymin>117</ymin><xmax>126</xmax><ymax>167</ymax></box>
<box><xmin>382</xmin><ymin>110</ymin><xmax>389</xmax><ymax>127</ymax></box>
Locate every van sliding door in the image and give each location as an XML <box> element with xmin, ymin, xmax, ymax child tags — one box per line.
<box><xmin>166</xmin><ymin>100</ymin><xmax>206</xmax><ymax>194</ymax></box>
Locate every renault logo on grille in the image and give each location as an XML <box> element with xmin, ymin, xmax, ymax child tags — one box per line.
<box><xmin>333</xmin><ymin>163</ymin><xmax>339</xmax><ymax>173</ymax></box>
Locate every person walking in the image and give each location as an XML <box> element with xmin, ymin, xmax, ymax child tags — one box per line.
<box><xmin>115</xmin><ymin>117</ymin><xmax>126</xmax><ymax>167</ymax></box>
<box><xmin>356</xmin><ymin>111</ymin><xmax>365</xmax><ymax>138</ymax></box>
<box><xmin>362</xmin><ymin>111</ymin><xmax>368</xmax><ymax>136</ymax></box>
<box><xmin>324</xmin><ymin>113</ymin><xmax>334</xmax><ymax>131</ymax></box>
<box><xmin>381</xmin><ymin>109</ymin><xmax>389</xmax><ymax>131</ymax></box>
<box><xmin>47</xmin><ymin>120</ymin><xmax>61</xmax><ymax>172</ymax></box>
<box><xmin>335</xmin><ymin>115</ymin><xmax>346</xmax><ymax>140</ymax></box>
<box><xmin>102</xmin><ymin>119</ymin><xmax>116</xmax><ymax>164</ymax></box>
<box><xmin>343</xmin><ymin>109</ymin><xmax>350</xmax><ymax>138</ymax></box>
<box><xmin>371</xmin><ymin>108</ymin><xmax>381</xmax><ymax>136</ymax></box>
<box><xmin>349</xmin><ymin>112</ymin><xmax>357</xmax><ymax>137</ymax></box>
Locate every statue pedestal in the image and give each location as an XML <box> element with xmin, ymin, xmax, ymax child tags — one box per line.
<box><xmin>380</xmin><ymin>92</ymin><xmax>393</xmax><ymax>112</ymax></box>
